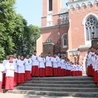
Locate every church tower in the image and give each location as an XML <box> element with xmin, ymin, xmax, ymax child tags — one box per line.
<box><xmin>36</xmin><ymin>0</ymin><xmax>69</xmax><ymax>56</ymax></box>
<box><xmin>41</xmin><ymin>0</ymin><xmax>63</xmax><ymax>27</ymax></box>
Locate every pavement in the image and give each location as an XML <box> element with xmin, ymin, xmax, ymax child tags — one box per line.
<box><xmin>0</xmin><ymin>93</ymin><xmax>81</xmax><ymax>98</ymax></box>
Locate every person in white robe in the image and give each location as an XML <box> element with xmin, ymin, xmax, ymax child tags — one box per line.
<box><xmin>17</xmin><ymin>55</ymin><xmax>25</xmax><ymax>83</ymax></box>
<box><xmin>56</xmin><ymin>54</ymin><xmax>61</xmax><ymax>76</ymax></box>
<box><xmin>2</xmin><ymin>56</ymin><xmax>9</xmax><ymax>86</ymax></box>
<box><xmin>38</xmin><ymin>53</ymin><xmax>46</xmax><ymax>77</ymax></box>
<box><xmin>45</xmin><ymin>52</ymin><xmax>53</xmax><ymax>76</ymax></box>
<box><xmin>24</xmin><ymin>55</ymin><xmax>32</xmax><ymax>80</ymax></box>
<box><xmin>52</xmin><ymin>54</ymin><xmax>58</xmax><ymax>76</ymax></box>
<box><xmin>31</xmin><ymin>51</ymin><xmax>39</xmax><ymax>77</ymax></box>
<box><xmin>13</xmin><ymin>53</ymin><xmax>18</xmax><ymax>86</ymax></box>
<box><xmin>5</xmin><ymin>56</ymin><xmax>15</xmax><ymax>90</ymax></box>
<box><xmin>0</xmin><ymin>62</ymin><xmax>5</xmax><ymax>92</ymax></box>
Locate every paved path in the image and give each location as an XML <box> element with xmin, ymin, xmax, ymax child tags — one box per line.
<box><xmin>0</xmin><ymin>93</ymin><xmax>78</xmax><ymax>98</ymax></box>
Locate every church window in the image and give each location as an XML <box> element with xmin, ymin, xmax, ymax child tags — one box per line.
<box><xmin>85</xmin><ymin>15</ymin><xmax>98</xmax><ymax>43</ymax></box>
<box><xmin>62</xmin><ymin>34</ymin><xmax>67</xmax><ymax>48</ymax></box>
<box><xmin>49</xmin><ymin>0</ymin><xmax>52</xmax><ymax>11</ymax></box>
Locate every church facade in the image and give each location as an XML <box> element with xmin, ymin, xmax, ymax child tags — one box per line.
<box><xmin>36</xmin><ymin>0</ymin><xmax>98</xmax><ymax>64</ymax></box>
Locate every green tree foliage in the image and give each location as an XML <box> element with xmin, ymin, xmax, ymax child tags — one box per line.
<box><xmin>0</xmin><ymin>0</ymin><xmax>40</xmax><ymax>60</ymax></box>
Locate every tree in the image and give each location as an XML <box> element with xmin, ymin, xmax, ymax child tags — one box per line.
<box><xmin>0</xmin><ymin>0</ymin><xmax>40</xmax><ymax>59</ymax></box>
<box><xmin>27</xmin><ymin>25</ymin><xmax>40</xmax><ymax>54</ymax></box>
<box><xmin>0</xmin><ymin>0</ymin><xmax>16</xmax><ymax>55</ymax></box>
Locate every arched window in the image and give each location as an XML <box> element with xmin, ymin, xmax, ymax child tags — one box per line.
<box><xmin>62</xmin><ymin>34</ymin><xmax>67</xmax><ymax>48</ymax></box>
<box><xmin>85</xmin><ymin>15</ymin><xmax>98</xmax><ymax>43</ymax></box>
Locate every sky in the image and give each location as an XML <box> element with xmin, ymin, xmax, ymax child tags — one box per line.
<box><xmin>15</xmin><ymin>0</ymin><xmax>68</xmax><ymax>27</ymax></box>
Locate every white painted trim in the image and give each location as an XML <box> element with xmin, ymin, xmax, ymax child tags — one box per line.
<box><xmin>36</xmin><ymin>35</ymin><xmax>42</xmax><ymax>42</ymax></box>
<box><xmin>82</xmin><ymin>12</ymin><xmax>98</xmax><ymax>46</ymax></box>
<box><xmin>43</xmin><ymin>42</ymin><xmax>55</xmax><ymax>45</ymax></box>
<box><xmin>67</xmin><ymin>0</ymin><xmax>98</xmax><ymax>10</ymax></box>
<box><xmin>82</xmin><ymin>12</ymin><xmax>98</xmax><ymax>25</ymax></box>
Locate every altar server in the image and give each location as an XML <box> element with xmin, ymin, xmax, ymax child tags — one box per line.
<box><xmin>31</xmin><ymin>51</ymin><xmax>39</xmax><ymax>77</ymax></box>
<box><xmin>24</xmin><ymin>55</ymin><xmax>32</xmax><ymax>80</ymax></box>
<box><xmin>60</xmin><ymin>56</ymin><xmax>65</xmax><ymax>76</ymax></box>
<box><xmin>17</xmin><ymin>55</ymin><xmax>25</xmax><ymax>83</ymax></box>
<box><xmin>0</xmin><ymin>62</ymin><xmax>5</xmax><ymax>92</ymax></box>
<box><xmin>5</xmin><ymin>56</ymin><xmax>15</xmax><ymax>90</ymax></box>
<box><xmin>45</xmin><ymin>52</ymin><xmax>53</xmax><ymax>76</ymax></box>
<box><xmin>56</xmin><ymin>54</ymin><xmax>61</xmax><ymax>77</ymax></box>
<box><xmin>52</xmin><ymin>54</ymin><xmax>58</xmax><ymax>76</ymax></box>
<box><xmin>38</xmin><ymin>53</ymin><xmax>45</xmax><ymax>77</ymax></box>
<box><xmin>2</xmin><ymin>56</ymin><xmax>9</xmax><ymax>86</ymax></box>
<box><xmin>13</xmin><ymin>53</ymin><xmax>18</xmax><ymax>86</ymax></box>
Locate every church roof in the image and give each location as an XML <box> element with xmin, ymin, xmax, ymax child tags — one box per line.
<box><xmin>59</xmin><ymin>8</ymin><xmax>68</xmax><ymax>14</ymax></box>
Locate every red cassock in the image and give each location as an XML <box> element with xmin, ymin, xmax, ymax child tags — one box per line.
<box><xmin>25</xmin><ymin>71</ymin><xmax>31</xmax><ymax>80</ymax></box>
<box><xmin>14</xmin><ymin>72</ymin><xmax>18</xmax><ymax>86</ymax></box>
<box><xmin>39</xmin><ymin>68</ymin><xmax>45</xmax><ymax>77</ymax></box>
<box><xmin>87</xmin><ymin>64</ymin><xmax>92</xmax><ymax>76</ymax></box>
<box><xmin>58</xmin><ymin>67</ymin><xmax>61</xmax><ymax>76</ymax></box>
<box><xmin>45</xmin><ymin>67</ymin><xmax>53</xmax><ymax>76</ymax></box>
<box><xmin>78</xmin><ymin>71</ymin><xmax>82</xmax><ymax>76</ymax></box>
<box><xmin>75</xmin><ymin>71</ymin><xmax>79</xmax><ymax>76</ymax></box>
<box><xmin>32</xmin><ymin>66</ymin><xmax>39</xmax><ymax>77</ymax></box>
<box><xmin>53</xmin><ymin>68</ymin><xmax>58</xmax><ymax>76</ymax></box>
<box><xmin>94</xmin><ymin>71</ymin><xmax>98</xmax><ymax>83</ymax></box>
<box><xmin>5</xmin><ymin>77</ymin><xmax>14</xmax><ymax>90</ymax></box>
<box><xmin>71</xmin><ymin>71</ymin><xmax>75</xmax><ymax>76</ymax></box>
<box><xmin>5</xmin><ymin>62</ymin><xmax>14</xmax><ymax>90</ymax></box>
<box><xmin>17</xmin><ymin>73</ymin><xmax>25</xmax><ymax>83</ymax></box>
<box><xmin>61</xmin><ymin>69</ymin><xmax>65</xmax><ymax>76</ymax></box>
<box><xmin>0</xmin><ymin>81</ymin><xmax>2</xmax><ymax>92</ymax></box>
<box><xmin>2</xmin><ymin>73</ymin><xmax>6</xmax><ymax>86</ymax></box>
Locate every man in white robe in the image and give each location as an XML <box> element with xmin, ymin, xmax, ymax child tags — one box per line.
<box><xmin>0</xmin><ymin>62</ymin><xmax>5</xmax><ymax>92</ymax></box>
<box><xmin>45</xmin><ymin>52</ymin><xmax>53</xmax><ymax>76</ymax></box>
<box><xmin>2</xmin><ymin>56</ymin><xmax>9</xmax><ymax>86</ymax></box>
<box><xmin>31</xmin><ymin>51</ymin><xmax>39</xmax><ymax>77</ymax></box>
<box><xmin>24</xmin><ymin>55</ymin><xmax>32</xmax><ymax>80</ymax></box>
<box><xmin>52</xmin><ymin>54</ymin><xmax>58</xmax><ymax>76</ymax></box>
<box><xmin>17</xmin><ymin>56</ymin><xmax>25</xmax><ymax>83</ymax></box>
<box><xmin>38</xmin><ymin>53</ymin><xmax>46</xmax><ymax>77</ymax></box>
<box><xmin>5</xmin><ymin>56</ymin><xmax>15</xmax><ymax>90</ymax></box>
<box><xmin>13</xmin><ymin>53</ymin><xmax>18</xmax><ymax>86</ymax></box>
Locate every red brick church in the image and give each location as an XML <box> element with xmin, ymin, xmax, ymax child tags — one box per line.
<box><xmin>36</xmin><ymin>0</ymin><xmax>98</xmax><ymax>66</ymax></box>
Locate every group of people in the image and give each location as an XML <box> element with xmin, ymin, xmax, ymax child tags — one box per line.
<box><xmin>86</xmin><ymin>47</ymin><xmax>98</xmax><ymax>86</ymax></box>
<box><xmin>0</xmin><ymin>51</ymin><xmax>83</xmax><ymax>92</ymax></box>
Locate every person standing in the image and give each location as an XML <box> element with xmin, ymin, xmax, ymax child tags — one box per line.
<box><xmin>38</xmin><ymin>53</ymin><xmax>46</xmax><ymax>77</ymax></box>
<box><xmin>45</xmin><ymin>52</ymin><xmax>53</xmax><ymax>76</ymax></box>
<box><xmin>0</xmin><ymin>62</ymin><xmax>5</xmax><ymax>92</ymax></box>
<box><xmin>17</xmin><ymin>55</ymin><xmax>25</xmax><ymax>84</ymax></box>
<box><xmin>24</xmin><ymin>55</ymin><xmax>32</xmax><ymax>80</ymax></box>
<box><xmin>2</xmin><ymin>56</ymin><xmax>9</xmax><ymax>86</ymax></box>
<box><xmin>60</xmin><ymin>56</ymin><xmax>65</xmax><ymax>76</ymax></box>
<box><xmin>52</xmin><ymin>54</ymin><xmax>58</xmax><ymax>77</ymax></box>
<box><xmin>56</xmin><ymin>54</ymin><xmax>61</xmax><ymax>77</ymax></box>
<box><xmin>31</xmin><ymin>51</ymin><xmax>39</xmax><ymax>77</ymax></box>
<box><xmin>5</xmin><ymin>56</ymin><xmax>15</xmax><ymax>90</ymax></box>
<box><xmin>13</xmin><ymin>53</ymin><xmax>18</xmax><ymax>86</ymax></box>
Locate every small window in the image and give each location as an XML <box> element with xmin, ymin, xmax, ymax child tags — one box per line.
<box><xmin>62</xmin><ymin>34</ymin><xmax>67</xmax><ymax>48</ymax></box>
<box><xmin>49</xmin><ymin>0</ymin><xmax>52</xmax><ymax>11</ymax></box>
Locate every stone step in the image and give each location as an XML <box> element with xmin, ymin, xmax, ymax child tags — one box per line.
<box><xmin>14</xmin><ymin>86</ymin><xmax>98</xmax><ymax>92</ymax></box>
<box><xmin>5</xmin><ymin>90</ymin><xmax>98</xmax><ymax>97</ymax></box>
<box><xmin>18</xmin><ymin>83</ymin><xmax>97</xmax><ymax>88</ymax></box>
<box><xmin>32</xmin><ymin>76</ymin><xmax>93</xmax><ymax>80</ymax></box>
<box><xmin>26</xmin><ymin>81</ymin><xmax>94</xmax><ymax>84</ymax></box>
<box><xmin>28</xmin><ymin>79</ymin><xmax>94</xmax><ymax>82</ymax></box>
